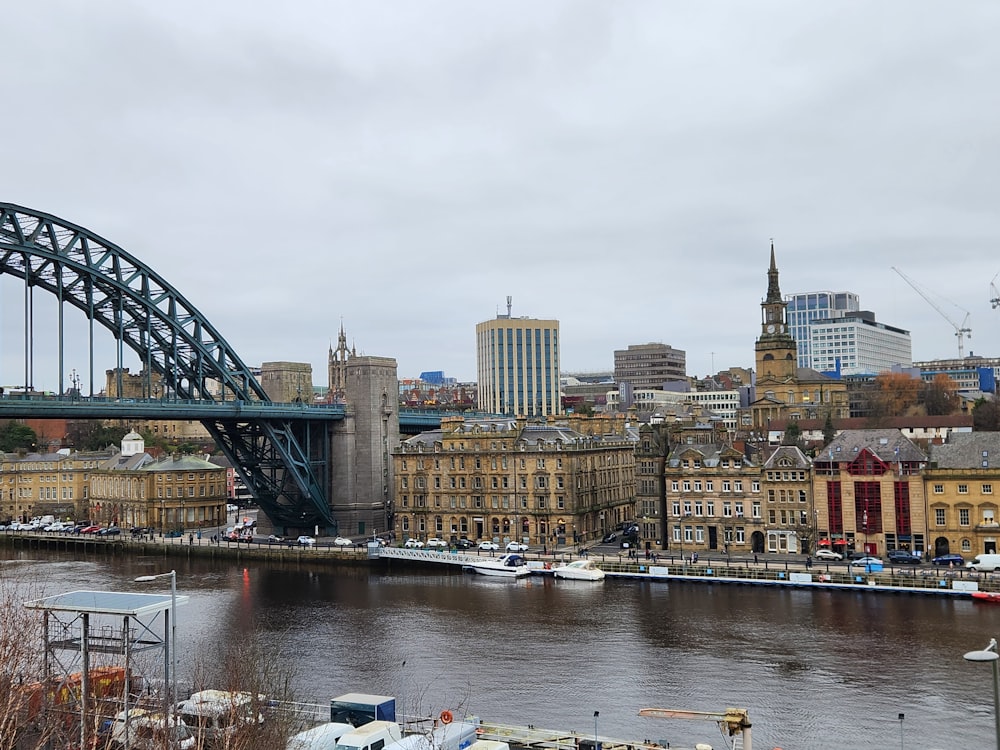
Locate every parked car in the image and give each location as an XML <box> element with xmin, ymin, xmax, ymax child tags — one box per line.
<box><xmin>333</xmin><ymin>537</ymin><xmax>354</xmax><ymax>547</ymax></box>
<box><xmin>601</xmin><ymin>532</ymin><xmax>618</xmax><ymax>543</ymax></box>
<box><xmin>454</xmin><ymin>538</ymin><xmax>474</xmax><ymax>549</ymax></box>
<box><xmin>80</xmin><ymin>525</ymin><xmax>102</xmax><ymax>534</ymax></box>
<box><xmin>97</xmin><ymin>526</ymin><xmax>122</xmax><ymax>536</ymax></box>
<box><xmin>932</xmin><ymin>553</ymin><xmax>965</xmax><ymax>567</ymax></box>
<box><xmin>426</xmin><ymin>537</ymin><xmax>448</xmax><ymax>548</ymax></box>
<box><xmin>267</xmin><ymin>535</ymin><xmax>283</xmax><ymax>544</ymax></box>
<box><xmin>296</xmin><ymin>535</ymin><xmax>317</xmax><ymax>547</ymax></box>
<box><xmin>478</xmin><ymin>541</ymin><xmax>499</xmax><ymax>551</ymax></box>
<box><xmin>506</xmin><ymin>541</ymin><xmax>529</xmax><ymax>552</ymax></box>
<box><xmin>404</xmin><ymin>538</ymin><xmax>424</xmax><ymax>548</ymax></box>
<box><xmin>815</xmin><ymin>549</ymin><xmax>843</xmax><ymax>561</ymax></box>
<box><xmin>887</xmin><ymin>549</ymin><xmax>920</xmax><ymax>564</ymax></box>
<box><xmin>849</xmin><ymin>556</ymin><xmax>884</xmax><ymax>568</ymax></box>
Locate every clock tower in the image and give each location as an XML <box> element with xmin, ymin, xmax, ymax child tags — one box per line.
<box><xmin>755</xmin><ymin>244</ymin><xmax>797</xmax><ymax>383</ymax></box>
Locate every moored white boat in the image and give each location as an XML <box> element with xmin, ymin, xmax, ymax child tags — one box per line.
<box><xmin>463</xmin><ymin>553</ymin><xmax>530</xmax><ymax>578</ymax></box>
<box><xmin>552</xmin><ymin>559</ymin><xmax>605</xmax><ymax>581</ymax></box>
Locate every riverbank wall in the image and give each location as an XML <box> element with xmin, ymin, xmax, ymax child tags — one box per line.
<box><xmin>3</xmin><ymin>532</ymin><xmax>997</xmax><ymax>599</ymax></box>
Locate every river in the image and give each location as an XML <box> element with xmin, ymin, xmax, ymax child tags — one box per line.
<box><xmin>2</xmin><ymin>546</ymin><xmax>996</xmax><ymax>750</ymax></box>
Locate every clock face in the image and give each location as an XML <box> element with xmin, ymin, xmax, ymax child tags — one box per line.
<box><xmin>766</xmin><ymin>324</ymin><xmax>775</xmax><ymax>333</ymax></box>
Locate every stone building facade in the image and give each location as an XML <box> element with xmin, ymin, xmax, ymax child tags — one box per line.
<box><xmin>663</xmin><ymin>425</ymin><xmax>763</xmax><ymax>556</ymax></box>
<box><xmin>760</xmin><ymin>445</ymin><xmax>814</xmax><ymax>554</ymax></box>
<box><xmin>90</xmin><ymin>432</ymin><xmax>227</xmax><ymax>532</ymax></box>
<box><xmin>393</xmin><ymin>416</ymin><xmax>636</xmax><ymax>547</ymax></box>
<box><xmin>924</xmin><ymin>433</ymin><xmax>1000</xmax><ymax>559</ymax></box>
<box><xmin>1</xmin><ymin>448</ymin><xmax>108</xmax><ymax>523</ymax></box>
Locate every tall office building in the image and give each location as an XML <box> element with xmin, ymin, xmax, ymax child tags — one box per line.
<box><xmin>614</xmin><ymin>342</ymin><xmax>686</xmax><ymax>390</ymax></box>
<box><xmin>785</xmin><ymin>291</ymin><xmax>860</xmax><ymax>368</ymax></box>
<box><xmin>809</xmin><ymin>312</ymin><xmax>912</xmax><ymax>376</ymax></box>
<box><xmin>476</xmin><ymin>304</ymin><xmax>560</xmax><ymax>417</ymax></box>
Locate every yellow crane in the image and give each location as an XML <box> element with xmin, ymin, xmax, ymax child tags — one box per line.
<box><xmin>638</xmin><ymin>707</ymin><xmax>752</xmax><ymax>750</ymax></box>
<box><xmin>892</xmin><ymin>266</ymin><xmax>971</xmax><ymax>357</ymax></box>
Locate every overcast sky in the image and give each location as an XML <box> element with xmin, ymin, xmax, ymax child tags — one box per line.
<box><xmin>2</xmin><ymin>1</ymin><xmax>999</xmax><ymax>392</ymax></box>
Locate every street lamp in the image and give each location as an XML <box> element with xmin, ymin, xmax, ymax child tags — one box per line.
<box><xmin>964</xmin><ymin>638</ymin><xmax>1000</xmax><ymax>750</ymax></box>
<box><xmin>135</xmin><ymin>570</ymin><xmax>178</xmax><ymax>717</ymax></box>
<box><xmin>593</xmin><ymin>710</ymin><xmax>599</xmax><ymax>750</ymax></box>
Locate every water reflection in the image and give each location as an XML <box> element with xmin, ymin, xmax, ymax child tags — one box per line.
<box><xmin>2</xmin><ymin>548</ymin><xmax>997</xmax><ymax>749</ymax></box>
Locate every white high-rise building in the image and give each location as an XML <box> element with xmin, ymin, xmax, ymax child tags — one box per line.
<box><xmin>809</xmin><ymin>312</ymin><xmax>912</xmax><ymax>376</ymax></box>
<box><xmin>785</xmin><ymin>291</ymin><xmax>860</xmax><ymax>368</ymax></box>
<box><xmin>476</xmin><ymin>308</ymin><xmax>560</xmax><ymax>417</ymax></box>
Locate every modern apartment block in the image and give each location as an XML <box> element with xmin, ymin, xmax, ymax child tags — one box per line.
<box><xmin>785</xmin><ymin>291</ymin><xmax>860</xmax><ymax>368</ymax></box>
<box><xmin>809</xmin><ymin>312</ymin><xmax>912</xmax><ymax>376</ymax></box>
<box><xmin>476</xmin><ymin>307</ymin><xmax>560</xmax><ymax>417</ymax></box>
<box><xmin>613</xmin><ymin>343</ymin><xmax>686</xmax><ymax>390</ymax></box>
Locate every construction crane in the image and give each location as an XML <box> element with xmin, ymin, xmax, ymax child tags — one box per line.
<box><xmin>991</xmin><ymin>273</ymin><xmax>999</xmax><ymax>309</ymax></box>
<box><xmin>638</xmin><ymin>707</ymin><xmax>752</xmax><ymax>750</ymax></box>
<box><xmin>891</xmin><ymin>266</ymin><xmax>971</xmax><ymax>358</ymax></box>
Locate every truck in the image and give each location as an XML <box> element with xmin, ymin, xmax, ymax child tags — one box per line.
<box><xmin>330</xmin><ymin>693</ymin><xmax>396</xmax><ymax>725</ymax></box>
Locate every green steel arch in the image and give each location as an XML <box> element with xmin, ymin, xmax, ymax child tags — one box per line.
<box><xmin>0</xmin><ymin>202</ymin><xmax>333</xmax><ymax>528</ymax></box>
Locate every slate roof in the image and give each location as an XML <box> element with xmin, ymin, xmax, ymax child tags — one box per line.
<box><xmin>763</xmin><ymin>445</ymin><xmax>812</xmax><ymax>469</ymax></box>
<box><xmin>928</xmin><ymin>433</ymin><xmax>1000</xmax><ymax>469</ymax></box>
<box><xmin>667</xmin><ymin>443</ymin><xmax>754</xmax><ymax>468</ymax></box>
<box><xmin>821</xmin><ymin>429</ymin><xmax>927</xmax><ymax>463</ymax></box>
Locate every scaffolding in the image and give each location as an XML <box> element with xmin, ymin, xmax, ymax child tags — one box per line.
<box><xmin>23</xmin><ymin>588</ymin><xmax>189</xmax><ymax>749</ymax></box>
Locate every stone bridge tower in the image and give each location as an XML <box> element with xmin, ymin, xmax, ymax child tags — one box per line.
<box><xmin>329</xmin><ymin>355</ymin><xmax>399</xmax><ymax>537</ymax></box>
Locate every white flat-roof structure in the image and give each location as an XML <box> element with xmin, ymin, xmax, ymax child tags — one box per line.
<box><xmin>24</xmin><ymin>588</ymin><xmax>189</xmax><ymax>748</ymax></box>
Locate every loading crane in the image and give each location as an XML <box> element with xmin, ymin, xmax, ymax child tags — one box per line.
<box><xmin>991</xmin><ymin>273</ymin><xmax>999</xmax><ymax>310</ymax></box>
<box><xmin>638</xmin><ymin>707</ymin><xmax>752</xmax><ymax>750</ymax></box>
<box><xmin>892</xmin><ymin>266</ymin><xmax>971</xmax><ymax>358</ymax></box>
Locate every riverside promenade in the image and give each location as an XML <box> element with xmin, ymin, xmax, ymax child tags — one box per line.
<box><xmin>3</xmin><ymin>529</ymin><xmax>995</xmax><ymax>600</ymax></box>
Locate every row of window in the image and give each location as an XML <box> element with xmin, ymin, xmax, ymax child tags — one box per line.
<box><xmin>932</xmin><ymin>483</ymin><xmax>993</xmax><ymax>495</ymax></box>
<box><xmin>934</xmin><ymin>507</ymin><xmax>997</xmax><ymax>526</ymax></box>
<box><xmin>673</xmin><ymin>525</ymin><xmax>747</xmax><ymax>544</ymax></box>
<box><xmin>399</xmin><ymin>494</ymin><xmax>567</xmax><ymax>510</ymax></box>
<box><xmin>670</xmin><ymin>479</ymin><xmax>760</xmax><ymax>493</ymax></box>
<box><xmin>401</xmin><ymin>475</ymin><xmax>567</xmax><ymax>490</ymax></box>
<box><xmin>671</xmin><ymin>500</ymin><xmax>761</xmax><ymax>518</ymax></box>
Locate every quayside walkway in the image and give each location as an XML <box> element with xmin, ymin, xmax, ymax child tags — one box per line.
<box><xmin>4</xmin><ymin>530</ymin><xmax>994</xmax><ymax>599</ymax></box>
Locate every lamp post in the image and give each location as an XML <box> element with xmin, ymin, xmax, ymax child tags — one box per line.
<box><xmin>898</xmin><ymin>712</ymin><xmax>904</xmax><ymax>750</ymax></box>
<box><xmin>135</xmin><ymin>570</ymin><xmax>177</xmax><ymax>717</ymax></box>
<box><xmin>593</xmin><ymin>710</ymin><xmax>599</xmax><ymax>750</ymax></box>
<box><xmin>964</xmin><ymin>638</ymin><xmax>1000</xmax><ymax>750</ymax></box>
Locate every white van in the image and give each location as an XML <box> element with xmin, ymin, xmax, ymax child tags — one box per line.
<box><xmin>384</xmin><ymin>721</ymin><xmax>479</xmax><ymax>750</ymax></box>
<box><xmin>334</xmin><ymin>720</ymin><xmax>403</xmax><ymax>750</ymax></box>
<box><xmin>968</xmin><ymin>553</ymin><xmax>1000</xmax><ymax>572</ymax></box>
<box><xmin>176</xmin><ymin>689</ymin><xmax>265</xmax><ymax>743</ymax></box>
<box><xmin>108</xmin><ymin>707</ymin><xmax>195</xmax><ymax>750</ymax></box>
<box><xmin>287</xmin><ymin>721</ymin><xmax>355</xmax><ymax>750</ymax></box>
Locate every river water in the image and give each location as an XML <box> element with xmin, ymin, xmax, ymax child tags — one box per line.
<box><xmin>2</xmin><ymin>547</ymin><xmax>996</xmax><ymax>750</ymax></box>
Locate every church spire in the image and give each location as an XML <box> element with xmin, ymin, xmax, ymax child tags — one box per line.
<box><xmin>765</xmin><ymin>240</ymin><xmax>782</xmax><ymax>303</ymax></box>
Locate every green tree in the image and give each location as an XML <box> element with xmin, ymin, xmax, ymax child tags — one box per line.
<box><xmin>0</xmin><ymin>421</ymin><xmax>37</xmax><ymax>452</ymax></box>
<box><xmin>922</xmin><ymin>373</ymin><xmax>959</xmax><ymax>416</ymax></box>
<box><xmin>782</xmin><ymin>421</ymin><xmax>803</xmax><ymax>447</ymax></box>
<box><xmin>822</xmin><ymin>412</ymin><xmax>836</xmax><ymax>445</ymax></box>
<box><xmin>66</xmin><ymin>422</ymin><xmax>125</xmax><ymax>451</ymax></box>
<box><xmin>973</xmin><ymin>398</ymin><xmax>1000</xmax><ymax>431</ymax></box>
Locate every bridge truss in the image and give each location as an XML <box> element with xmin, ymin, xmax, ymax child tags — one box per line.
<box><xmin>0</xmin><ymin>202</ymin><xmax>335</xmax><ymax>529</ymax></box>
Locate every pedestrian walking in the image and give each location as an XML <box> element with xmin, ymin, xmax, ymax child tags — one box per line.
<box><xmin>754</xmin><ymin>553</ymin><xmax>759</xmax><ymax>564</ymax></box>
<box><xmin>806</xmin><ymin>555</ymin><xmax>813</xmax><ymax>569</ymax></box>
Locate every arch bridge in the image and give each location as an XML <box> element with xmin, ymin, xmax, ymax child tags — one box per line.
<box><xmin>0</xmin><ymin>202</ymin><xmax>340</xmax><ymax>529</ymax></box>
